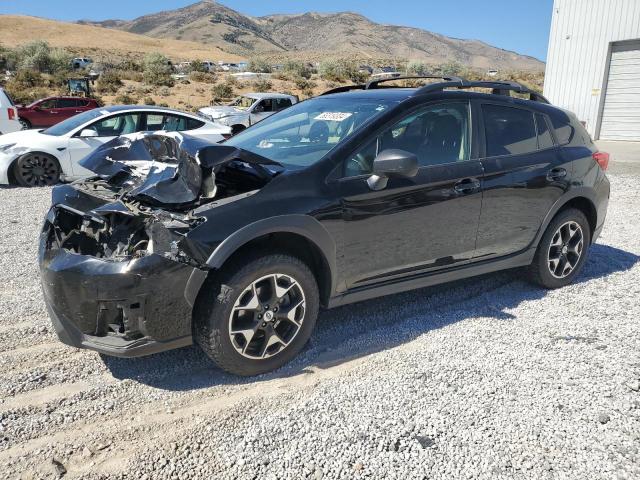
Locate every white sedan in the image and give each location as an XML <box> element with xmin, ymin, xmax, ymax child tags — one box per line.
<box><xmin>0</xmin><ymin>106</ymin><xmax>231</xmax><ymax>187</ymax></box>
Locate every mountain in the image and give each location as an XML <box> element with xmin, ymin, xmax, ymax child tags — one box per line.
<box><xmin>79</xmin><ymin>1</ymin><xmax>286</xmax><ymax>55</ymax></box>
<box><xmin>258</xmin><ymin>12</ymin><xmax>543</xmax><ymax>71</ymax></box>
<box><xmin>1</xmin><ymin>15</ymin><xmax>243</xmax><ymax>62</ymax></box>
<box><xmin>79</xmin><ymin>1</ymin><xmax>544</xmax><ymax>71</ymax></box>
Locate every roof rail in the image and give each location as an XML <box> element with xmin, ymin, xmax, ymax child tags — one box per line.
<box><xmin>321</xmin><ymin>76</ymin><xmax>550</xmax><ymax>104</ymax></box>
<box><xmin>321</xmin><ymin>75</ymin><xmax>464</xmax><ymax>96</ymax></box>
<box><xmin>416</xmin><ymin>79</ymin><xmax>550</xmax><ymax>104</ymax></box>
<box><xmin>320</xmin><ymin>84</ymin><xmax>366</xmax><ymax>96</ymax></box>
<box><xmin>365</xmin><ymin>75</ymin><xmax>464</xmax><ymax>90</ymax></box>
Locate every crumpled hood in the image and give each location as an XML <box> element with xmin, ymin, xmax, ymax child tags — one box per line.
<box><xmin>198</xmin><ymin>106</ymin><xmax>246</xmax><ymax>119</ymax></box>
<box><xmin>77</xmin><ymin>131</ymin><xmax>280</xmax><ymax>210</ymax></box>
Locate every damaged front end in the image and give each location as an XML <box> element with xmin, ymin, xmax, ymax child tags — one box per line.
<box><xmin>39</xmin><ymin>132</ymin><xmax>281</xmax><ymax>357</ymax></box>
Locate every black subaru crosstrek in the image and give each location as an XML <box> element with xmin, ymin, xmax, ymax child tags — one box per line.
<box><xmin>39</xmin><ymin>77</ymin><xmax>610</xmax><ymax>376</ymax></box>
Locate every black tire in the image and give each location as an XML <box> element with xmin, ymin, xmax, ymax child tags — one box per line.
<box><xmin>528</xmin><ymin>208</ymin><xmax>591</xmax><ymax>289</ymax></box>
<box><xmin>231</xmin><ymin>124</ymin><xmax>246</xmax><ymax>136</ymax></box>
<box><xmin>18</xmin><ymin>118</ymin><xmax>31</xmax><ymax>130</ymax></box>
<box><xmin>13</xmin><ymin>152</ymin><xmax>61</xmax><ymax>187</ymax></box>
<box><xmin>194</xmin><ymin>252</ymin><xmax>319</xmax><ymax>376</ymax></box>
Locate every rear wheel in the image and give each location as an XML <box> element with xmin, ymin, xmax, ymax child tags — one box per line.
<box><xmin>194</xmin><ymin>253</ymin><xmax>319</xmax><ymax>376</ymax></box>
<box><xmin>18</xmin><ymin>118</ymin><xmax>31</xmax><ymax>130</ymax></box>
<box><xmin>528</xmin><ymin>208</ymin><xmax>591</xmax><ymax>288</ymax></box>
<box><xmin>13</xmin><ymin>152</ymin><xmax>61</xmax><ymax>187</ymax></box>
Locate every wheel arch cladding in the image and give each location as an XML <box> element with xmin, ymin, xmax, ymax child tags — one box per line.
<box><xmin>536</xmin><ymin>192</ymin><xmax>598</xmax><ymax>247</ymax></box>
<box><xmin>186</xmin><ymin>215</ymin><xmax>337</xmax><ymax>308</ymax></box>
<box><xmin>561</xmin><ymin>197</ymin><xmax>597</xmax><ymax>238</ymax></box>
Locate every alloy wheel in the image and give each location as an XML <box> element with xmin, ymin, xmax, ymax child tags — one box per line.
<box><xmin>547</xmin><ymin>220</ymin><xmax>584</xmax><ymax>279</ymax></box>
<box><xmin>228</xmin><ymin>273</ymin><xmax>306</xmax><ymax>359</ymax></box>
<box><xmin>19</xmin><ymin>119</ymin><xmax>30</xmax><ymax>130</ymax></box>
<box><xmin>16</xmin><ymin>154</ymin><xmax>60</xmax><ymax>186</ymax></box>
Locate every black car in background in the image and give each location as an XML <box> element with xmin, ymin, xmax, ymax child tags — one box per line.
<box><xmin>39</xmin><ymin>76</ymin><xmax>610</xmax><ymax>376</ymax></box>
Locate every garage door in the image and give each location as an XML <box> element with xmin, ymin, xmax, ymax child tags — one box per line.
<box><xmin>599</xmin><ymin>41</ymin><xmax>640</xmax><ymax>141</ymax></box>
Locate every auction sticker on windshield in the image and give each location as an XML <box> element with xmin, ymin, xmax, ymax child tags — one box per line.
<box><xmin>314</xmin><ymin>112</ymin><xmax>353</xmax><ymax>122</ymax></box>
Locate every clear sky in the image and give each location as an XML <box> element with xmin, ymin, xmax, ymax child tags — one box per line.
<box><xmin>0</xmin><ymin>0</ymin><xmax>554</xmax><ymax>61</ymax></box>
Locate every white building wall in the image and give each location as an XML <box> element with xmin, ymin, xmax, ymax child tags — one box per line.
<box><xmin>543</xmin><ymin>0</ymin><xmax>640</xmax><ymax>137</ymax></box>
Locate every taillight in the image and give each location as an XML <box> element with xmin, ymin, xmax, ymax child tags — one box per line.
<box><xmin>593</xmin><ymin>151</ymin><xmax>609</xmax><ymax>171</ymax></box>
<box><xmin>7</xmin><ymin>108</ymin><xmax>15</xmax><ymax>120</ymax></box>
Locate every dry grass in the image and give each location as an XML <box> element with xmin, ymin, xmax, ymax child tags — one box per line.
<box><xmin>99</xmin><ymin>74</ymin><xmax>338</xmax><ymax>111</ymax></box>
<box><xmin>0</xmin><ymin>15</ymin><xmax>243</xmax><ymax>63</ymax></box>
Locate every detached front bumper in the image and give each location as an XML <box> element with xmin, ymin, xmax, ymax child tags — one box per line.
<box><xmin>39</xmin><ymin>206</ymin><xmax>206</xmax><ymax>358</ymax></box>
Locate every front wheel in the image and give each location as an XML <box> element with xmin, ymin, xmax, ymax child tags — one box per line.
<box><xmin>194</xmin><ymin>253</ymin><xmax>319</xmax><ymax>376</ymax></box>
<box><xmin>528</xmin><ymin>208</ymin><xmax>591</xmax><ymax>288</ymax></box>
<box><xmin>13</xmin><ymin>152</ymin><xmax>61</xmax><ymax>187</ymax></box>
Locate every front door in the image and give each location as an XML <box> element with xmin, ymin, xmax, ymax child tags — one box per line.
<box><xmin>66</xmin><ymin>112</ymin><xmax>142</xmax><ymax>178</ymax></box>
<box><xmin>327</xmin><ymin>101</ymin><xmax>483</xmax><ymax>289</ymax></box>
<box><xmin>249</xmin><ymin>99</ymin><xmax>275</xmax><ymax>125</ymax></box>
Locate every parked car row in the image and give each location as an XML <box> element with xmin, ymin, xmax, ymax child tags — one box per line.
<box><xmin>0</xmin><ymin>106</ymin><xmax>231</xmax><ymax>186</ymax></box>
<box><xmin>0</xmin><ymin>85</ymin><xmax>303</xmax><ymax>187</ymax></box>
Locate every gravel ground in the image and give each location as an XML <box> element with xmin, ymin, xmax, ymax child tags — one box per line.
<box><xmin>0</xmin><ymin>174</ymin><xmax>639</xmax><ymax>480</ymax></box>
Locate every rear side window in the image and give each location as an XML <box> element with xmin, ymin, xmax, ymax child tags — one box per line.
<box><xmin>482</xmin><ymin>104</ymin><xmax>537</xmax><ymax>156</ymax></box>
<box><xmin>535</xmin><ymin>114</ymin><xmax>554</xmax><ymax>149</ymax></box>
<box><xmin>275</xmin><ymin>98</ymin><xmax>292</xmax><ymax>111</ymax></box>
<box><xmin>186</xmin><ymin>118</ymin><xmax>205</xmax><ymax>130</ymax></box>
<box><xmin>57</xmin><ymin>99</ymin><xmax>80</xmax><ymax>108</ymax></box>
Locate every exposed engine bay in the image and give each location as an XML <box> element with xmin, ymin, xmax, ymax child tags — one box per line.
<box><xmin>46</xmin><ymin>132</ymin><xmax>282</xmax><ymax>263</ymax></box>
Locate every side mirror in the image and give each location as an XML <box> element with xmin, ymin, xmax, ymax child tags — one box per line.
<box><xmin>367</xmin><ymin>149</ymin><xmax>419</xmax><ymax>191</ymax></box>
<box><xmin>79</xmin><ymin>128</ymin><xmax>98</xmax><ymax>138</ymax></box>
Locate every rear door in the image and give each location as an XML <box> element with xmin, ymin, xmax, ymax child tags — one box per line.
<box><xmin>55</xmin><ymin>98</ymin><xmax>84</xmax><ymax>122</ymax></box>
<box><xmin>475</xmin><ymin>101</ymin><xmax>570</xmax><ymax>260</ymax></box>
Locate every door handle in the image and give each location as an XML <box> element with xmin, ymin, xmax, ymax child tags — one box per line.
<box><xmin>546</xmin><ymin>167</ymin><xmax>567</xmax><ymax>181</ymax></box>
<box><xmin>454</xmin><ymin>178</ymin><xmax>481</xmax><ymax>195</ymax></box>
<box><xmin>75</xmin><ymin>110</ymin><xmax>83</xmax><ymax>113</ymax></box>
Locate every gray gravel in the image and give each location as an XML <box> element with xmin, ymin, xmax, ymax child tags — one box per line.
<box><xmin>0</xmin><ymin>174</ymin><xmax>639</xmax><ymax>480</ymax></box>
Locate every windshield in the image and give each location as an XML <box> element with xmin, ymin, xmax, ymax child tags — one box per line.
<box><xmin>224</xmin><ymin>97</ymin><xmax>397</xmax><ymax>169</ymax></box>
<box><xmin>229</xmin><ymin>96</ymin><xmax>256</xmax><ymax>110</ymax></box>
<box><xmin>42</xmin><ymin>109</ymin><xmax>106</xmax><ymax>136</ymax></box>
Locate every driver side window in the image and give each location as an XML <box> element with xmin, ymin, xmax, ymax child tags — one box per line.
<box><xmin>343</xmin><ymin>102</ymin><xmax>470</xmax><ymax>177</ymax></box>
<box><xmin>39</xmin><ymin>99</ymin><xmax>56</xmax><ymax>109</ymax></box>
<box><xmin>86</xmin><ymin>113</ymin><xmax>141</xmax><ymax>137</ymax></box>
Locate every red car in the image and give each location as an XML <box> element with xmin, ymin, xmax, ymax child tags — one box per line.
<box><xmin>17</xmin><ymin>96</ymin><xmax>99</xmax><ymax>129</ymax></box>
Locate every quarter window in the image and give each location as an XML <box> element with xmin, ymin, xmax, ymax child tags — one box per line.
<box><xmin>482</xmin><ymin>104</ymin><xmax>537</xmax><ymax>156</ymax></box>
<box><xmin>344</xmin><ymin>102</ymin><xmax>470</xmax><ymax>177</ymax></box>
